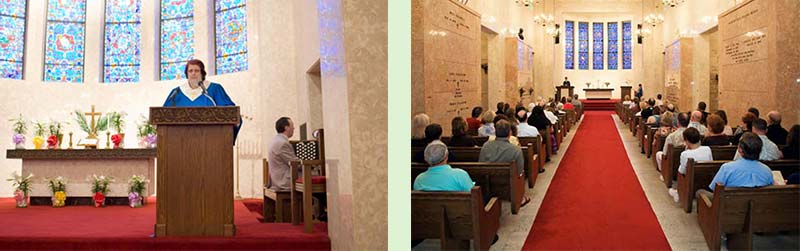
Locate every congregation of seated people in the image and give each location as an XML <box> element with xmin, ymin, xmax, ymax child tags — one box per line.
<box><xmin>410</xmin><ymin>97</ymin><xmax>581</xmax><ymax>248</ymax></box>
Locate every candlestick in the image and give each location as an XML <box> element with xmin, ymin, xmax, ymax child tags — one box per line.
<box><xmin>68</xmin><ymin>132</ymin><xmax>73</xmax><ymax>149</ymax></box>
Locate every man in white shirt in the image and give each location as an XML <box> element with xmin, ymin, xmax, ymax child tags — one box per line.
<box><xmin>688</xmin><ymin>111</ymin><xmax>707</xmax><ymax>136</ymax></box>
<box><xmin>516</xmin><ymin>110</ymin><xmax>540</xmax><ymax>137</ymax></box>
<box><xmin>655</xmin><ymin>94</ymin><xmax>664</xmax><ymax>107</ymax></box>
<box><xmin>734</xmin><ymin>118</ymin><xmax>782</xmax><ymax>161</ymax></box>
<box><xmin>670</xmin><ymin>127</ymin><xmax>713</xmax><ymax>202</ymax></box>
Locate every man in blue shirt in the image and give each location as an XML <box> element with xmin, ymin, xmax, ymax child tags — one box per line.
<box><xmin>707</xmin><ymin>132</ymin><xmax>774</xmax><ymax>192</ymax></box>
<box><xmin>413</xmin><ymin>141</ymin><xmax>474</xmax><ymax>191</ymax></box>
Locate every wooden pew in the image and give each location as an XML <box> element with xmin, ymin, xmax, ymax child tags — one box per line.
<box><xmin>519</xmin><ymin>136</ymin><xmax>545</xmax><ymax>175</ymax></box>
<box><xmin>661</xmin><ymin>145</ymin><xmax>740</xmax><ymax>188</ymax></box>
<box><xmin>411</xmin><ymin>144</ymin><xmax>539</xmax><ymax>189</ymax></box>
<box><xmin>412</xmin><ymin>162</ymin><xmax>525</xmax><ymax>214</ymax></box>
<box><xmin>540</xmin><ymin>127</ymin><xmax>553</xmax><ymax>161</ymax></box>
<box><xmin>678</xmin><ymin>159</ymin><xmax>800</xmax><ymax>213</ymax></box>
<box><xmin>644</xmin><ymin>125</ymin><xmax>658</xmax><ymax>158</ymax></box>
<box><xmin>697</xmin><ymin>184</ymin><xmax>800</xmax><ymax>251</ymax></box>
<box><xmin>412</xmin><ymin>186</ymin><xmax>500</xmax><ymax>250</ymax></box>
<box><xmin>651</xmin><ymin>134</ymin><xmax>666</xmax><ymax>170</ymax></box>
<box><xmin>630</xmin><ymin>115</ymin><xmax>640</xmax><ymax>135</ymax></box>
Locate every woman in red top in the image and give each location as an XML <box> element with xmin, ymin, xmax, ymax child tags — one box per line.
<box><xmin>466</xmin><ymin>106</ymin><xmax>483</xmax><ymax>131</ymax></box>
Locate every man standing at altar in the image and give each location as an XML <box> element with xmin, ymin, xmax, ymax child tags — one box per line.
<box><xmin>562</xmin><ymin>77</ymin><xmax>571</xmax><ymax>87</ymax></box>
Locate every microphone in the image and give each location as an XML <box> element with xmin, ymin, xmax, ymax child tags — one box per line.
<box><xmin>167</xmin><ymin>89</ymin><xmax>179</xmax><ymax>107</ymax></box>
<box><xmin>198</xmin><ymin>80</ymin><xmax>217</xmax><ymax>106</ymax></box>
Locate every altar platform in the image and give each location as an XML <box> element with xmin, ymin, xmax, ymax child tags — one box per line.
<box><xmin>581</xmin><ymin>99</ymin><xmax>619</xmax><ymax>111</ymax></box>
<box><xmin>0</xmin><ymin>197</ymin><xmax>330</xmax><ymax>250</ymax></box>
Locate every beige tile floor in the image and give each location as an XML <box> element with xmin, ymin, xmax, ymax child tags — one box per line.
<box><xmin>414</xmin><ymin>113</ymin><xmax>799</xmax><ymax>250</ymax></box>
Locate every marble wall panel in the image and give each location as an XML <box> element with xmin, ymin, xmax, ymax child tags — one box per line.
<box><xmin>719</xmin><ymin>0</ymin><xmax>800</xmax><ymax>124</ymax></box>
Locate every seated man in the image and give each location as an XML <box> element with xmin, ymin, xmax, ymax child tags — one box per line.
<box><xmin>688</xmin><ymin>111</ymin><xmax>708</xmax><ymax>136</ymax></box>
<box><xmin>268</xmin><ymin>117</ymin><xmax>300</xmax><ymax>191</ymax></box>
<box><xmin>766</xmin><ymin>111</ymin><xmax>788</xmax><ymax>145</ymax></box>
<box><xmin>656</xmin><ymin>112</ymin><xmax>690</xmax><ymax>171</ymax></box>
<box><xmin>705</xmin><ymin>132</ymin><xmax>773</xmax><ymax>193</ymax></box>
<box><xmin>733</xmin><ymin>118</ymin><xmax>782</xmax><ymax>161</ymax></box>
<box><xmin>668</xmin><ymin>128</ymin><xmax>714</xmax><ymax>202</ymax></box>
<box><xmin>413</xmin><ymin>141</ymin><xmax>474</xmax><ymax>192</ymax></box>
<box><xmin>479</xmin><ymin>120</ymin><xmax>530</xmax><ymax>206</ymax></box>
<box><xmin>413</xmin><ymin>123</ymin><xmax>455</xmax><ymax>163</ymax></box>
<box><xmin>516</xmin><ymin>110</ymin><xmax>540</xmax><ymax>137</ymax></box>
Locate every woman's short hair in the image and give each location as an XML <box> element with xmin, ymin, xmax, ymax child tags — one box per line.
<box><xmin>742</xmin><ymin>112</ymin><xmax>757</xmax><ymax>131</ymax></box>
<box><xmin>412</xmin><ymin>113</ymin><xmax>430</xmax><ymax>139</ymax></box>
<box><xmin>481</xmin><ymin>111</ymin><xmax>495</xmax><ymax>124</ymax></box>
<box><xmin>451</xmin><ymin>117</ymin><xmax>468</xmax><ymax>136</ymax></box>
<box><xmin>184</xmin><ymin>59</ymin><xmax>207</xmax><ymax>80</ymax></box>
<box><xmin>660</xmin><ymin>112</ymin><xmax>674</xmax><ymax>127</ymax></box>
<box><xmin>706</xmin><ymin>114</ymin><xmax>725</xmax><ymax>134</ymax></box>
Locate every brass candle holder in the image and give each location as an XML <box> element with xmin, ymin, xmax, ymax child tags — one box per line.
<box><xmin>68</xmin><ymin>132</ymin><xmax>73</xmax><ymax>149</ymax></box>
<box><xmin>106</xmin><ymin>132</ymin><xmax>111</xmax><ymax>149</ymax></box>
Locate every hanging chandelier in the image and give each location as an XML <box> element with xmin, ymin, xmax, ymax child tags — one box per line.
<box><xmin>662</xmin><ymin>0</ymin><xmax>685</xmax><ymax>8</ymax></box>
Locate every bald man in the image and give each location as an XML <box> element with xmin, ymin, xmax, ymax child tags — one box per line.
<box><xmin>766</xmin><ymin>111</ymin><xmax>788</xmax><ymax>145</ymax></box>
<box><xmin>688</xmin><ymin>111</ymin><xmax>708</xmax><ymax>136</ymax></box>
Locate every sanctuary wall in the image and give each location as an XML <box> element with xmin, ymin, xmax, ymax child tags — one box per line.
<box><xmin>718</xmin><ymin>0</ymin><xmax>800</xmax><ymax>124</ymax></box>
<box><xmin>412</xmin><ymin>0</ymin><xmax>481</xmax><ymax>131</ymax></box>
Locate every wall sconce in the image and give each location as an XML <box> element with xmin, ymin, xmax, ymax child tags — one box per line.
<box><xmin>533</xmin><ymin>14</ymin><xmax>554</xmax><ymax>27</ymax></box>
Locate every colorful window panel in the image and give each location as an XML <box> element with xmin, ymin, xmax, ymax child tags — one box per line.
<box><xmin>104</xmin><ymin>0</ymin><xmax>141</xmax><ymax>83</ymax></box>
<box><xmin>578</xmin><ymin>22</ymin><xmax>588</xmax><ymax>70</ymax></box>
<box><xmin>44</xmin><ymin>0</ymin><xmax>86</xmax><ymax>82</ymax></box>
<box><xmin>592</xmin><ymin>22</ymin><xmax>603</xmax><ymax>70</ymax></box>
<box><xmin>0</xmin><ymin>0</ymin><xmax>26</xmax><ymax>79</ymax></box>
<box><xmin>622</xmin><ymin>21</ymin><xmax>632</xmax><ymax>69</ymax></box>
<box><xmin>160</xmin><ymin>0</ymin><xmax>194</xmax><ymax>80</ymax></box>
<box><xmin>607</xmin><ymin>22</ymin><xmax>618</xmax><ymax>70</ymax></box>
<box><xmin>215</xmin><ymin>0</ymin><xmax>247</xmax><ymax>74</ymax></box>
<box><xmin>564</xmin><ymin>21</ymin><xmax>574</xmax><ymax>70</ymax></box>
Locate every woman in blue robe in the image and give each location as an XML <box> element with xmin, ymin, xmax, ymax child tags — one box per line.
<box><xmin>162</xmin><ymin>59</ymin><xmax>242</xmax><ymax>144</ymax></box>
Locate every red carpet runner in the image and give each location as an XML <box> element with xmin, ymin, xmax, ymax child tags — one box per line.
<box><xmin>522</xmin><ymin>111</ymin><xmax>670</xmax><ymax>250</ymax></box>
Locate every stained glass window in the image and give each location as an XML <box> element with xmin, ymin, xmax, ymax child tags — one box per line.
<box><xmin>0</xmin><ymin>0</ymin><xmax>27</xmax><ymax>80</ymax></box>
<box><xmin>564</xmin><ymin>21</ymin><xmax>574</xmax><ymax>70</ymax></box>
<box><xmin>592</xmin><ymin>22</ymin><xmax>603</xmax><ymax>70</ymax></box>
<box><xmin>215</xmin><ymin>0</ymin><xmax>247</xmax><ymax>74</ymax></box>
<box><xmin>607</xmin><ymin>22</ymin><xmax>618</xmax><ymax>70</ymax></box>
<box><xmin>622</xmin><ymin>21</ymin><xmax>632</xmax><ymax>69</ymax></box>
<box><xmin>104</xmin><ymin>0</ymin><xmax>141</xmax><ymax>83</ymax></box>
<box><xmin>578</xmin><ymin>22</ymin><xmax>588</xmax><ymax>70</ymax></box>
<box><xmin>160</xmin><ymin>0</ymin><xmax>194</xmax><ymax>80</ymax></box>
<box><xmin>44</xmin><ymin>0</ymin><xmax>86</xmax><ymax>82</ymax></box>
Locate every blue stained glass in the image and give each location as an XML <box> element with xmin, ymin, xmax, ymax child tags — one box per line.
<box><xmin>215</xmin><ymin>0</ymin><xmax>247</xmax><ymax>74</ymax></box>
<box><xmin>0</xmin><ymin>0</ymin><xmax>27</xmax><ymax>18</ymax></box>
<box><xmin>104</xmin><ymin>0</ymin><xmax>141</xmax><ymax>83</ymax></box>
<box><xmin>160</xmin><ymin>0</ymin><xmax>194</xmax><ymax>80</ymax></box>
<box><xmin>161</xmin><ymin>0</ymin><xmax>193</xmax><ymax>19</ymax></box>
<box><xmin>47</xmin><ymin>0</ymin><xmax>86</xmax><ymax>22</ymax></box>
<box><xmin>623</xmin><ymin>21</ymin><xmax>632</xmax><ymax>69</ymax></box>
<box><xmin>564</xmin><ymin>21</ymin><xmax>574</xmax><ymax>70</ymax></box>
<box><xmin>44</xmin><ymin>0</ymin><xmax>86</xmax><ymax>84</ymax></box>
<box><xmin>0</xmin><ymin>61</ymin><xmax>23</xmax><ymax>79</ymax></box>
<box><xmin>215</xmin><ymin>0</ymin><xmax>244</xmax><ymax>11</ymax></box>
<box><xmin>607</xmin><ymin>22</ymin><xmax>618</xmax><ymax>70</ymax></box>
<box><xmin>592</xmin><ymin>22</ymin><xmax>603</xmax><ymax>70</ymax></box>
<box><xmin>0</xmin><ymin>0</ymin><xmax>26</xmax><ymax>80</ymax></box>
<box><xmin>578</xmin><ymin>22</ymin><xmax>588</xmax><ymax>70</ymax></box>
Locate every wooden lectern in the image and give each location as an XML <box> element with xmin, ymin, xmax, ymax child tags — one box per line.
<box><xmin>620</xmin><ymin>86</ymin><xmax>632</xmax><ymax>100</ymax></box>
<box><xmin>556</xmin><ymin>86</ymin><xmax>574</xmax><ymax>101</ymax></box>
<box><xmin>150</xmin><ymin>106</ymin><xmax>240</xmax><ymax>237</ymax></box>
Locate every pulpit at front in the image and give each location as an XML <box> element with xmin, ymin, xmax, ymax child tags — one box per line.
<box><xmin>620</xmin><ymin>86</ymin><xmax>632</xmax><ymax>100</ymax></box>
<box><xmin>150</xmin><ymin>106</ymin><xmax>240</xmax><ymax>237</ymax></box>
<box><xmin>556</xmin><ymin>86</ymin><xmax>574</xmax><ymax>101</ymax></box>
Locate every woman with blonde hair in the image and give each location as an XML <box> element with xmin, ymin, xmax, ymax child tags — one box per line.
<box><xmin>412</xmin><ymin>113</ymin><xmax>430</xmax><ymax>147</ymax></box>
<box><xmin>478</xmin><ymin>111</ymin><xmax>496</xmax><ymax>136</ymax></box>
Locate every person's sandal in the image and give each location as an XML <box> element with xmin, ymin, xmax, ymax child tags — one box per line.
<box><xmin>520</xmin><ymin>196</ymin><xmax>531</xmax><ymax>207</ymax></box>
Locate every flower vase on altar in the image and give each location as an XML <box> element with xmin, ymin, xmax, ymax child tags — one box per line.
<box><xmin>33</xmin><ymin>136</ymin><xmax>44</xmax><ymax>149</ymax></box>
<box><xmin>46</xmin><ymin>135</ymin><xmax>58</xmax><ymax>149</ymax></box>
<box><xmin>14</xmin><ymin>190</ymin><xmax>28</xmax><ymax>208</ymax></box>
<box><xmin>112</xmin><ymin>134</ymin><xmax>124</xmax><ymax>149</ymax></box>
<box><xmin>128</xmin><ymin>192</ymin><xmax>142</xmax><ymax>208</ymax></box>
<box><xmin>12</xmin><ymin>134</ymin><xmax>25</xmax><ymax>149</ymax></box>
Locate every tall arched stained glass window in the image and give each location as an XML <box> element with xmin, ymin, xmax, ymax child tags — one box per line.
<box><xmin>44</xmin><ymin>0</ymin><xmax>86</xmax><ymax>82</ymax></box>
<box><xmin>0</xmin><ymin>0</ymin><xmax>27</xmax><ymax>80</ymax></box>
<box><xmin>592</xmin><ymin>22</ymin><xmax>603</xmax><ymax>70</ymax></box>
<box><xmin>607</xmin><ymin>22</ymin><xmax>618</xmax><ymax>70</ymax></box>
<box><xmin>622</xmin><ymin>21</ymin><xmax>632</xmax><ymax>69</ymax></box>
<box><xmin>104</xmin><ymin>0</ymin><xmax>141</xmax><ymax>83</ymax></box>
<box><xmin>578</xmin><ymin>22</ymin><xmax>588</xmax><ymax>70</ymax></box>
<box><xmin>214</xmin><ymin>0</ymin><xmax>247</xmax><ymax>74</ymax></box>
<box><xmin>564</xmin><ymin>20</ymin><xmax>574</xmax><ymax>70</ymax></box>
<box><xmin>160</xmin><ymin>0</ymin><xmax>194</xmax><ymax>80</ymax></box>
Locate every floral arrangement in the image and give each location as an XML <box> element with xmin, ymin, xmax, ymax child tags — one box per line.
<box><xmin>136</xmin><ymin>115</ymin><xmax>157</xmax><ymax>148</ymax></box>
<box><xmin>46</xmin><ymin>176</ymin><xmax>67</xmax><ymax>207</ymax></box>
<box><xmin>111</xmin><ymin>134</ymin><xmax>123</xmax><ymax>148</ymax></box>
<box><xmin>7</xmin><ymin>172</ymin><xmax>33</xmax><ymax>208</ymax></box>
<box><xmin>33</xmin><ymin>121</ymin><xmax>47</xmax><ymax>149</ymax></box>
<box><xmin>8</xmin><ymin>114</ymin><xmax>27</xmax><ymax>149</ymax></box>
<box><xmin>48</xmin><ymin>120</ymin><xmax>67</xmax><ymax>149</ymax></box>
<box><xmin>107</xmin><ymin>112</ymin><xmax>127</xmax><ymax>135</ymax></box>
<box><xmin>128</xmin><ymin>175</ymin><xmax>149</xmax><ymax>207</ymax></box>
<box><xmin>89</xmin><ymin>175</ymin><xmax>114</xmax><ymax>207</ymax></box>
<box><xmin>73</xmin><ymin>110</ymin><xmax>109</xmax><ymax>136</ymax></box>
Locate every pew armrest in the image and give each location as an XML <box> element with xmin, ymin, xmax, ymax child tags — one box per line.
<box><xmin>698</xmin><ymin>191</ymin><xmax>712</xmax><ymax>208</ymax></box>
<box><xmin>484</xmin><ymin>197</ymin><xmax>499</xmax><ymax>212</ymax></box>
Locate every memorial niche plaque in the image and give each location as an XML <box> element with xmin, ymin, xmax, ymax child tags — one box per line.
<box><xmin>722</xmin><ymin>28</ymin><xmax>767</xmax><ymax>66</ymax></box>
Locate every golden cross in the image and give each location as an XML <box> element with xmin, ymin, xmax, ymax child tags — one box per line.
<box><xmin>84</xmin><ymin>105</ymin><xmax>102</xmax><ymax>139</ymax></box>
